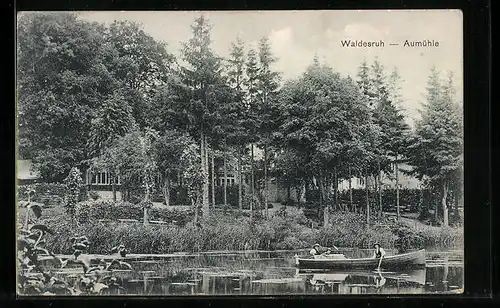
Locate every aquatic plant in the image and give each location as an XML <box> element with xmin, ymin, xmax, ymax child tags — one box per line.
<box><xmin>17</xmin><ymin>202</ymin><xmax>133</xmax><ymax>295</ymax></box>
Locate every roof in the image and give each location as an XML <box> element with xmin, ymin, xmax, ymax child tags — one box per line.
<box><xmin>17</xmin><ymin>160</ymin><xmax>40</xmax><ymax>180</ymax></box>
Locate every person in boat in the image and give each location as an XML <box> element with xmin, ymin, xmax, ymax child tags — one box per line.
<box><xmin>322</xmin><ymin>248</ymin><xmax>332</xmax><ymax>256</ymax></box>
<box><xmin>372</xmin><ymin>243</ymin><xmax>386</xmax><ymax>269</ymax></box>
<box><xmin>309</xmin><ymin>244</ymin><xmax>327</xmax><ymax>256</ymax></box>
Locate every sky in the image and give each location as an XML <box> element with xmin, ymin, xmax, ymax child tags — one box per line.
<box><xmin>77</xmin><ymin>10</ymin><xmax>463</xmax><ymax>126</ymax></box>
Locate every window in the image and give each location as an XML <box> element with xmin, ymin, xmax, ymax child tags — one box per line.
<box><xmin>86</xmin><ymin>171</ymin><xmax>121</xmax><ymax>186</ymax></box>
<box><xmin>231</xmin><ymin>179</ymin><xmax>235</xmax><ymax>185</ymax></box>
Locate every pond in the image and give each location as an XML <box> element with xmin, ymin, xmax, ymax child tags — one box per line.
<box><xmin>42</xmin><ymin>249</ymin><xmax>464</xmax><ymax>296</ymax></box>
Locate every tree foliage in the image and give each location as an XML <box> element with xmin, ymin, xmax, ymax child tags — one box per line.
<box><xmin>17</xmin><ymin>12</ymin><xmax>463</xmax><ymax>226</ymax></box>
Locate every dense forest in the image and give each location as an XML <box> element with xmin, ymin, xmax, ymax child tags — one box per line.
<box><xmin>17</xmin><ymin>12</ymin><xmax>463</xmax><ymax>227</ymax></box>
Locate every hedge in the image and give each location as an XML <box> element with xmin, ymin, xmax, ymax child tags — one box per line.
<box><xmin>143</xmin><ymin>185</ymin><xmax>247</xmax><ymax>208</ymax></box>
<box><xmin>75</xmin><ymin>200</ymin><xmax>193</xmax><ymax>226</ymax></box>
<box><xmin>17</xmin><ymin>183</ymin><xmax>87</xmax><ymax>206</ymax></box>
<box><xmin>285</xmin><ymin>188</ymin><xmax>442</xmax><ymax>214</ymax></box>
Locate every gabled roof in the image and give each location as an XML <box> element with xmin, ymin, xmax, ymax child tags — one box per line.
<box><xmin>17</xmin><ymin>159</ymin><xmax>40</xmax><ymax>180</ymax></box>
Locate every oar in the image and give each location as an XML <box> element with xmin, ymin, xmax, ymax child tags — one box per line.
<box><xmin>377</xmin><ymin>255</ymin><xmax>384</xmax><ymax>271</ymax></box>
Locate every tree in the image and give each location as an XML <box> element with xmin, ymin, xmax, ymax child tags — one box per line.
<box><xmin>104</xmin><ymin>20</ymin><xmax>174</xmax><ymax>129</ymax></box>
<box><xmin>17</xmin><ymin>13</ymin><xmax>174</xmax><ymax>183</ymax></box>
<box><xmin>87</xmin><ymin>90</ymin><xmax>137</xmax><ymax>157</ymax></box>
<box><xmin>369</xmin><ymin>60</ymin><xmax>410</xmax><ymax>219</ymax></box>
<box><xmin>180</xmin><ymin>142</ymin><xmax>204</xmax><ymax>225</ymax></box>
<box><xmin>276</xmin><ymin>59</ymin><xmax>373</xmax><ymax>226</ymax></box>
<box><xmin>407</xmin><ymin>67</ymin><xmax>463</xmax><ymax>226</ymax></box>
<box><xmin>63</xmin><ymin>167</ymin><xmax>84</xmax><ymax>220</ymax></box>
<box><xmin>178</xmin><ymin>15</ymin><xmax>225</xmax><ymax>218</ymax></box>
<box><xmin>225</xmin><ymin>37</ymin><xmax>248</xmax><ymax>211</ymax></box>
<box><xmin>98</xmin><ymin>129</ymin><xmax>158</xmax><ymax>205</ymax></box>
<box><xmin>153</xmin><ymin>130</ymin><xmax>196</xmax><ymax>207</ymax></box>
<box><xmin>357</xmin><ymin>59</ymin><xmax>372</xmax><ymax>100</ymax></box>
<box><xmin>17</xmin><ymin>12</ymin><xmax>116</xmax><ymax>182</ymax></box>
<box><xmin>256</xmin><ymin>36</ymin><xmax>281</xmax><ymax>217</ymax></box>
<box><xmin>245</xmin><ymin>47</ymin><xmax>261</xmax><ymax>218</ymax></box>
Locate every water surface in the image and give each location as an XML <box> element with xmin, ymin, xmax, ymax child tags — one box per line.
<box><xmin>87</xmin><ymin>249</ymin><xmax>463</xmax><ymax>295</ymax></box>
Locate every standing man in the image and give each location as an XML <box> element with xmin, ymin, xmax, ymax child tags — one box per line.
<box><xmin>372</xmin><ymin>243</ymin><xmax>386</xmax><ymax>270</ymax></box>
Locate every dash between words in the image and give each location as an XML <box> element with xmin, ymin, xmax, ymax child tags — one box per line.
<box><xmin>340</xmin><ymin>39</ymin><xmax>440</xmax><ymax>48</ymax></box>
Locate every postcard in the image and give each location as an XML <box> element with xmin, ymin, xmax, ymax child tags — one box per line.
<box><xmin>16</xmin><ymin>10</ymin><xmax>463</xmax><ymax>296</ymax></box>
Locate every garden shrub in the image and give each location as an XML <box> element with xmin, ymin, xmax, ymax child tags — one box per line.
<box><xmin>18</xmin><ymin>183</ymin><xmax>87</xmax><ymax>206</ymax></box>
<box><xmin>88</xmin><ymin>190</ymin><xmax>100</xmax><ymax>200</ymax></box>
<box><xmin>316</xmin><ymin>213</ymin><xmax>398</xmax><ymax>249</ymax></box>
<box><xmin>41</xmin><ymin>201</ymin><xmax>462</xmax><ymax>255</ymax></box>
<box><xmin>75</xmin><ymin>200</ymin><xmax>193</xmax><ymax>226</ymax></box>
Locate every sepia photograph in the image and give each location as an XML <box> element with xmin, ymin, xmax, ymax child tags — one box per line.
<box><xmin>16</xmin><ymin>10</ymin><xmax>464</xmax><ymax>296</ymax></box>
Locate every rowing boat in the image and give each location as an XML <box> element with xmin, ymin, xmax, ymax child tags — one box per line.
<box><xmin>295</xmin><ymin>249</ymin><xmax>426</xmax><ymax>270</ymax></box>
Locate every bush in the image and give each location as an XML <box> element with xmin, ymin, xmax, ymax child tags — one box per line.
<box><xmin>317</xmin><ymin>220</ymin><xmax>397</xmax><ymax>249</ymax></box>
<box><xmin>75</xmin><ymin>200</ymin><xmax>193</xmax><ymax>226</ymax></box>
<box><xmin>88</xmin><ymin>190</ymin><xmax>100</xmax><ymax>200</ymax></box>
<box><xmin>337</xmin><ymin>188</ymin><xmax>435</xmax><ymax>213</ymax></box>
<box><xmin>390</xmin><ymin>223</ymin><xmax>425</xmax><ymax>252</ymax></box>
<box><xmin>18</xmin><ymin>183</ymin><xmax>88</xmax><ymax>206</ymax></box>
<box><xmin>40</xmin><ymin>202</ymin><xmax>462</xmax><ymax>255</ymax></box>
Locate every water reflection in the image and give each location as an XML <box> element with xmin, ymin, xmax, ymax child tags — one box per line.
<box><xmin>43</xmin><ymin>249</ymin><xmax>463</xmax><ymax>295</ymax></box>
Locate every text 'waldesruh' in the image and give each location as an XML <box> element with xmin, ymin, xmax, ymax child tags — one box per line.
<box><xmin>340</xmin><ymin>40</ymin><xmax>385</xmax><ymax>48</ymax></box>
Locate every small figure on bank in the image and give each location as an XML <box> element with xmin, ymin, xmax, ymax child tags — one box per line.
<box><xmin>372</xmin><ymin>243</ymin><xmax>386</xmax><ymax>270</ymax></box>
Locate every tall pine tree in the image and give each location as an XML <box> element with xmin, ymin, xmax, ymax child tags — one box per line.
<box><xmin>179</xmin><ymin>15</ymin><xmax>224</xmax><ymax>218</ymax></box>
<box><xmin>407</xmin><ymin>67</ymin><xmax>463</xmax><ymax>226</ymax></box>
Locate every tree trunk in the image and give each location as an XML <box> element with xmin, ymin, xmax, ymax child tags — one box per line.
<box><xmin>211</xmin><ymin>148</ymin><xmax>215</xmax><ymax>208</ymax></box>
<box><xmin>250</xmin><ymin>143</ymin><xmax>254</xmax><ymax>220</ymax></box>
<box><xmin>453</xmin><ymin>188</ymin><xmax>460</xmax><ymax>221</ymax></box>
<box><xmin>334</xmin><ymin>167</ymin><xmax>339</xmax><ymax>211</ymax></box>
<box><xmin>434</xmin><ymin>191</ymin><xmax>439</xmax><ymax>223</ymax></box>
<box><xmin>143</xmin><ymin>207</ymin><xmax>149</xmax><ymax>226</ymax></box>
<box><xmin>418</xmin><ymin>186</ymin><xmax>424</xmax><ymax>219</ymax></box>
<box><xmin>223</xmin><ymin>140</ymin><xmax>228</xmax><ymax>210</ymax></box>
<box><xmin>320</xmin><ymin>175</ymin><xmax>328</xmax><ymax>227</ymax></box>
<box><xmin>395</xmin><ymin>156</ymin><xmax>400</xmax><ymax>221</ymax></box>
<box><xmin>264</xmin><ymin>145</ymin><xmax>268</xmax><ymax>218</ymax></box>
<box><xmin>304</xmin><ymin>179</ymin><xmax>310</xmax><ymax>203</ymax></box>
<box><xmin>193</xmin><ymin>191</ymin><xmax>198</xmax><ymax>225</ymax></box>
<box><xmin>112</xmin><ymin>173</ymin><xmax>117</xmax><ymax>202</ymax></box>
<box><xmin>365</xmin><ymin>171</ymin><xmax>370</xmax><ymax>228</ymax></box>
<box><xmin>25</xmin><ymin>192</ymin><xmax>30</xmax><ymax>228</ymax></box>
<box><xmin>163</xmin><ymin>171</ymin><xmax>170</xmax><ymax>207</ymax></box>
<box><xmin>237</xmin><ymin>147</ymin><xmax>243</xmax><ymax>211</ymax></box>
<box><xmin>276</xmin><ymin>174</ymin><xmax>279</xmax><ymax>204</ymax></box>
<box><xmin>300</xmin><ymin>180</ymin><xmax>306</xmax><ymax>203</ymax></box>
<box><xmin>295</xmin><ymin>183</ymin><xmax>301</xmax><ymax>206</ymax></box>
<box><xmin>348</xmin><ymin>165</ymin><xmax>354</xmax><ymax>212</ymax></box>
<box><xmin>442</xmin><ymin>180</ymin><xmax>449</xmax><ymax>226</ymax></box>
<box><xmin>378</xmin><ymin>161</ymin><xmax>382</xmax><ymax>217</ymax></box>
<box><xmin>201</xmin><ymin>133</ymin><xmax>209</xmax><ymax>218</ymax></box>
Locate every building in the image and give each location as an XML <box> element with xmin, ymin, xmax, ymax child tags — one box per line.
<box><xmin>17</xmin><ymin>160</ymin><xmax>40</xmax><ymax>185</ymax></box>
<box><xmin>84</xmin><ymin>169</ymin><xmax>122</xmax><ymax>190</ymax></box>
<box><xmin>337</xmin><ymin>162</ymin><xmax>421</xmax><ymax>191</ymax></box>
